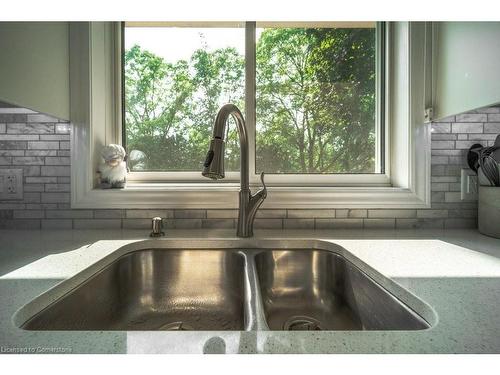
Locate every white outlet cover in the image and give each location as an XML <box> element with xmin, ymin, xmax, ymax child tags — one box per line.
<box><xmin>0</xmin><ymin>168</ymin><xmax>23</xmax><ymax>200</ymax></box>
<box><xmin>461</xmin><ymin>168</ymin><xmax>478</xmax><ymax>201</ymax></box>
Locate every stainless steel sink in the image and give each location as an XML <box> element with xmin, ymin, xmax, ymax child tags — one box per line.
<box><xmin>255</xmin><ymin>250</ymin><xmax>429</xmax><ymax>330</ymax></box>
<box><xmin>17</xmin><ymin>240</ymin><xmax>433</xmax><ymax>332</ymax></box>
<box><xmin>21</xmin><ymin>250</ymin><xmax>246</xmax><ymax>330</ymax></box>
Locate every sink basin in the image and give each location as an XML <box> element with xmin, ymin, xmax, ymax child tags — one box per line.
<box><xmin>255</xmin><ymin>250</ymin><xmax>429</xmax><ymax>330</ymax></box>
<box><xmin>17</xmin><ymin>240</ymin><xmax>433</xmax><ymax>332</ymax></box>
<box><xmin>21</xmin><ymin>250</ymin><xmax>246</xmax><ymax>331</ymax></box>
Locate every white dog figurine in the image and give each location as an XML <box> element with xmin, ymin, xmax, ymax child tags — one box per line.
<box><xmin>98</xmin><ymin>144</ymin><xmax>127</xmax><ymax>189</ymax></box>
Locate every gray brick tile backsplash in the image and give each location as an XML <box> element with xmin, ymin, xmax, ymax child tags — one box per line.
<box><xmin>12</xmin><ymin>156</ymin><xmax>44</xmax><ymax>165</ymax></box>
<box><xmin>0</xmin><ymin>134</ymin><xmax>39</xmax><ymax>141</ymax></box>
<box><xmin>431</xmin><ymin>134</ymin><xmax>456</xmax><ymax>141</ymax></box>
<box><xmin>0</xmin><ymin>156</ymin><xmax>12</xmax><ymax>165</ymax></box>
<box><xmin>368</xmin><ymin>209</ymin><xmax>416</xmax><ymax>218</ymax></box>
<box><xmin>42</xmin><ymin>219</ymin><xmax>73</xmax><ymax>230</ymax></box>
<box><xmin>201</xmin><ymin>219</ymin><xmax>235</xmax><ymax>229</ymax></box>
<box><xmin>41</xmin><ymin>166</ymin><xmax>70</xmax><ymax>176</ymax></box>
<box><xmin>1</xmin><ymin>105</ymin><xmax>500</xmax><ymax>230</ymax></box>
<box><xmin>26</xmin><ymin>177</ymin><xmax>57</xmax><ymax>183</ymax></box>
<box><xmin>0</xmin><ymin>150</ymin><xmax>23</xmax><ymax>156</ymax></box>
<box><xmin>467</xmin><ymin>133</ymin><xmax>498</xmax><ymax>141</ymax></box>
<box><xmin>396</xmin><ymin>218</ymin><xmax>445</xmax><ymax>229</ymax></box>
<box><xmin>28</xmin><ymin>141</ymin><xmax>59</xmax><ymax>149</ymax></box>
<box><xmin>484</xmin><ymin>122</ymin><xmax>500</xmax><ymax>133</ymax></box>
<box><xmin>39</xmin><ymin>134</ymin><xmax>70</xmax><ymax>141</ymax></box>
<box><xmin>315</xmin><ymin>219</ymin><xmax>363</xmax><ymax>229</ymax></box>
<box><xmin>253</xmin><ymin>218</ymin><xmax>283</xmax><ymax>229</ymax></box>
<box><xmin>174</xmin><ymin>209</ymin><xmax>206</xmax><ymax>219</ymax></box>
<box><xmin>255</xmin><ymin>209</ymin><xmax>287</xmax><ymax>218</ymax></box>
<box><xmin>45</xmin><ymin>156</ymin><xmax>70</xmax><ymax>165</ymax></box>
<box><xmin>487</xmin><ymin>114</ymin><xmax>500</xmax><ymax>121</ymax></box>
<box><xmin>59</xmin><ymin>141</ymin><xmax>70</xmax><ymax>149</ymax></box>
<box><xmin>55</xmin><ymin>124</ymin><xmax>71</xmax><ymax>134</ymax></box>
<box><xmin>339</xmin><ymin>209</ymin><xmax>368</xmax><ymax>218</ymax></box>
<box><xmin>27</xmin><ymin>114</ymin><xmax>60</xmax><ymax>123</ymax></box>
<box><xmin>25</xmin><ymin>150</ymin><xmax>57</xmax><ymax>156</ymax></box>
<box><xmin>455</xmin><ymin>113</ymin><xmax>487</xmax><ymax>122</ymax></box>
<box><xmin>444</xmin><ymin>218</ymin><xmax>476</xmax><ymax>229</ymax></box>
<box><xmin>46</xmin><ymin>210</ymin><xmax>93</xmax><ymax>219</ymax></box>
<box><xmin>164</xmin><ymin>219</ymin><xmax>202</xmax><ymax>229</ymax></box>
<box><xmin>122</xmin><ymin>218</ymin><xmax>151</xmax><ymax>229</ymax></box>
<box><xmin>430</xmin><ymin>123</ymin><xmax>451</xmax><ymax>133</ymax></box>
<box><xmin>0</xmin><ymin>140</ymin><xmax>27</xmax><ymax>149</ymax></box>
<box><xmin>363</xmin><ymin>218</ymin><xmax>396</xmax><ymax>229</ymax></box>
<box><xmin>431</xmin><ymin>183</ymin><xmax>449</xmax><ymax>191</ymax></box>
<box><xmin>93</xmin><ymin>209</ymin><xmax>125</xmax><ymax>219</ymax></box>
<box><xmin>13</xmin><ymin>210</ymin><xmax>44</xmax><ymax>219</ymax></box>
<box><xmin>287</xmin><ymin>209</ymin><xmax>335</xmax><ymax>218</ymax></box>
<box><xmin>126</xmin><ymin>209</ymin><xmax>174</xmax><ymax>219</ymax></box>
<box><xmin>7</xmin><ymin>123</ymin><xmax>54</xmax><ymax>134</ymax></box>
<box><xmin>283</xmin><ymin>218</ymin><xmax>315</xmax><ymax>229</ymax></box>
<box><xmin>206</xmin><ymin>209</ymin><xmax>239</xmax><ymax>219</ymax></box>
<box><xmin>73</xmin><ymin>219</ymin><xmax>121</xmax><ymax>229</ymax></box>
<box><xmin>417</xmin><ymin>209</ymin><xmax>448</xmax><ymax>218</ymax></box>
<box><xmin>45</xmin><ymin>183</ymin><xmax>70</xmax><ymax>192</ymax></box>
<box><xmin>475</xmin><ymin>106</ymin><xmax>500</xmax><ymax>114</ymax></box>
<box><xmin>24</xmin><ymin>183</ymin><xmax>45</xmax><ymax>192</ymax></box>
<box><xmin>452</xmin><ymin>122</ymin><xmax>484</xmax><ymax>133</ymax></box>
<box><xmin>22</xmin><ymin>166</ymin><xmax>41</xmax><ymax>176</ymax></box>
<box><xmin>0</xmin><ymin>114</ymin><xmax>28</xmax><ymax>122</ymax></box>
<box><xmin>41</xmin><ymin>192</ymin><xmax>70</xmax><ymax>203</ymax></box>
<box><xmin>431</xmin><ymin>140</ymin><xmax>455</xmax><ymax>149</ymax></box>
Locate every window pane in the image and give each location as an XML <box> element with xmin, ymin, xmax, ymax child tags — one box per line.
<box><xmin>124</xmin><ymin>26</ymin><xmax>245</xmax><ymax>171</ymax></box>
<box><xmin>256</xmin><ymin>25</ymin><xmax>377</xmax><ymax>174</ymax></box>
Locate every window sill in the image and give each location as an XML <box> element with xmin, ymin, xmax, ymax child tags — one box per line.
<box><xmin>71</xmin><ymin>183</ymin><xmax>430</xmax><ymax>209</ymax></box>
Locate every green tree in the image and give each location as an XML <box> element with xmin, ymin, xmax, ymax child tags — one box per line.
<box><xmin>124</xmin><ymin>44</ymin><xmax>244</xmax><ymax>171</ymax></box>
<box><xmin>124</xmin><ymin>27</ymin><xmax>376</xmax><ymax>174</ymax></box>
<box><xmin>256</xmin><ymin>27</ymin><xmax>375</xmax><ymax>173</ymax></box>
<box><xmin>125</xmin><ymin>45</ymin><xmax>195</xmax><ymax>170</ymax></box>
<box><xmin>189</xmin><ymin>47</ymin><xmax>244</xmax><ymax>171</ymax></box>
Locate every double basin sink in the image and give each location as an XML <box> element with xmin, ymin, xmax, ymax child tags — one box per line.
<box><xmin>16</xmin><ymin>240</ymin><xmax>433</xmax><ymax>331</ymax></box>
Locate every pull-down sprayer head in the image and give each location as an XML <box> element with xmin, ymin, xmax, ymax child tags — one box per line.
<box><xmin>202</xmin><ymin>137</ymin><xmax>225</xmax><ymax>180</ymax></box>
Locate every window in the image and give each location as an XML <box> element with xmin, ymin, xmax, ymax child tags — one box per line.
<box><xmin>70</xmin><ymin>22</ymin><xmax>431</xmax><ymax>209</ymax></box>
<box><xmin>123</xmin><ymin>22</ymin><xmax>386</xmax><ymax>184</ymax></box>
<box><xmin>123</xmin><ymin>23</ymin><xmax>245</xmax><ymax>173</ymax></box>
<box><xmin>255</xmin><ymin>25</ymin><xmax>378</xmax><ymax>174</ymax></box>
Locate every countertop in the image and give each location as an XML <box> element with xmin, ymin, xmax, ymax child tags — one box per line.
<box><xmin>0</xmin><ymin>228</ymin><xmax>499</xmax><ymax>354</ymax></box>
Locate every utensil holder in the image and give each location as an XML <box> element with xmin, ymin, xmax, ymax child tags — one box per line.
<box><xmin>478</xmin><ymin>186</ymin><xmax>500</xmax><ymax>238</ymax></box>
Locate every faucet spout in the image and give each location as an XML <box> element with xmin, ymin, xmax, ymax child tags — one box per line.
<box><xmin>202</xmin><ymin>104</ymin><xmax>267</xmax><ymax>238</ymax></box>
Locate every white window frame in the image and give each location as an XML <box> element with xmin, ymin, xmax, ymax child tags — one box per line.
<box><xmin>124</xmin><ymin>21</ymin><xmax>388</xmax><ymax>186</ymax></box>
<box><xmin>70</xmin><ymin>21</ymin><xmax>431</xmax><ymax>209</ymax></box>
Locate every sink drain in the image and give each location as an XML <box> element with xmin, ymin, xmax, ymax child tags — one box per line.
<box><xmin>158</xmin><ymin>321</ymin><xmax>194</xmax><ymax>331</ymax></box>
<box><xmin>283</xmin><ymin>316</ymin><xmax>323</xmax><ymax>331</ymax></box>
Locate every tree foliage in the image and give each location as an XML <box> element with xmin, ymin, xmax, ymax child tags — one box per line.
<box><xmin>124</xmin><ymin>28</ymin><xmax>376</xmax><ymax>173</ymax></box>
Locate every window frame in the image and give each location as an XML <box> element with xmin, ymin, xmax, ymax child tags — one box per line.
<box><xmin>69</xmin><ymin>21</ymin><xmax>431</xmax><ymax>209</ymax></box>
<box><xmin>122</xmin><ymin>21</ymin><xmax>390</xmax><ymax>186</ymax></box>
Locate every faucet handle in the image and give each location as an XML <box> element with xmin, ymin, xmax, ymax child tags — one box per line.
<box><xmin>257</xmin><ymin>172</ymin><xmax>267</xmax><ymax>199</ymax></box>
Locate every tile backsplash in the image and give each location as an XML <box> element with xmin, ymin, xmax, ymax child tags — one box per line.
<box><xmin>1</xmin><ymin>104</ymin><xmax>499</xmax><ymax>230</ymax></box>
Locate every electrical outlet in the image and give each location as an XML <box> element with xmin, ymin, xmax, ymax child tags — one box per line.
<box><xmin>0</xmin><ymin>169</ymin><xmax>23</xmax><ymax>200</ymax></box>
<box><xmin>461</xmin><ymin>168</ymin><xmax>478</xmax><ymax>201</ymax></box>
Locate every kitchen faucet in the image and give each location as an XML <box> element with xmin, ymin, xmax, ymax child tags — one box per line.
<box><xmin>202</xmin><ymin>103</ymin><xmax>267</xmax><ymax>237</ymax></box>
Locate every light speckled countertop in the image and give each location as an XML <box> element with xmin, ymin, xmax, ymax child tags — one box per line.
<box><xmin>0</xmin><ymin>228</ymin><xmax>499</xmax><ymax>354</ymax></box>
